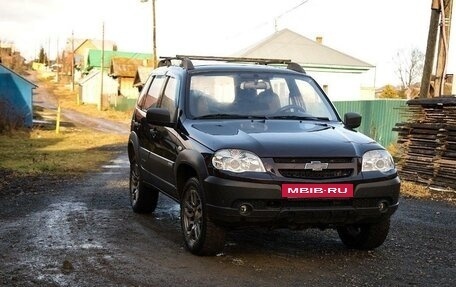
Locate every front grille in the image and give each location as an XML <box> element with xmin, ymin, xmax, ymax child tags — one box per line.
<box><xmin>274</xmin><ymin>157</ymin><xmax>353</xmax><ymax>164</ymax></box>
<box><xmin>272</xmin><ymin>157</ymin><xmax>357</xmax><ymax>180</ymax></box>
<box><xmin>278</xmin><ymin>169</ymin><xmax>353</xmax><ymax>179</ymax></box>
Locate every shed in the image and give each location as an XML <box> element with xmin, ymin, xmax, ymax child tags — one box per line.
<box><xmin>234</xmin><ymin>29</ymin><xmax>375</xmax><ymax>101</ymax></box>
<box><xmin>133</xmin><ymin>66</ymin><xmax>153</xmax><ymax>91</ymax></box>
<box><xmin>78</xmin><ymin>70</ymin><xmax>118</xmax><ymax>106</ymax></box>
<box><xmin>0</xmin><ymin>64</ymin><xmax>37</xmax><ymax>128</ymax></box>
<box><xmin>110</xmin><ymin>57</ymin><xmax>152</xmax><ymax>99</ymax></box>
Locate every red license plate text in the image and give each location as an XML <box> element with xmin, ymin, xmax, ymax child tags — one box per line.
<box><xmin>282</xmin><ymin>183</ymin><xmax>354</xmax><ymax>199</ymax></box>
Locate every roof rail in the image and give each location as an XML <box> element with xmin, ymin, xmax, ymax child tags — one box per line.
<box><xmin>158</xmin><ymin>56</ymin><xmax>195</xmax><ymax>69</ymax></box>
<box><xmin>287</xmin><ymin>62</ymin><xmax>306</xmax><ymax>74</ymax></box>
<box><xmin>158</xmin><ymin>55</ymin><xmax>306</xmax><ymax>73</ymax></box>
<box><xmin>175</xmin><ymin>55</ymin><xmax>292</xmax><ymax>65</ymax></box>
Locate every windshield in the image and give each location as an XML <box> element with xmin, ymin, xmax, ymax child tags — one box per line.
<box><xmin>187</xmin><ymin>72</ymin><xmax>339</xmax><ymax>121</ymax></box>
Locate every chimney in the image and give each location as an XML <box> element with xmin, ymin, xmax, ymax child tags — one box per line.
<box><xmin>316</xmin><ymin>36</ymin><xmax>323</xmax><ymax>44</ymax></box>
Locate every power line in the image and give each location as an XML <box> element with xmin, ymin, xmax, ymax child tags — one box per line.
<box><xmin>275</xmin><ymin>0</ymin><xmax>310</xmax><ymax>31</ymax></box>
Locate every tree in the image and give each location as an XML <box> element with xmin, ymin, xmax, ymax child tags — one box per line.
<box><xmin>379</xmin><ymin>85</ymin><xmax>400</xmax><ymax>98</ymax></box>
<box><xmin>394</xmin><ymin>48</ymin><xmax>424</xmax><ymax>89</ymax></box>
<box><xmin>38</xmin><ymin>46</ymin><xmax>48</xmax><ymax>65</ymax></box>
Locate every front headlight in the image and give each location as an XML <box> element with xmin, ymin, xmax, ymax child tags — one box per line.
<box><xmin>212</xmin><ymin>149</ymin><xmax>266</xmax><ymax>173</ymax></box>
<box><xmin>362</xmin><ymin>150</ymin><xmax>395</xmax><ymax>173</ymax></box>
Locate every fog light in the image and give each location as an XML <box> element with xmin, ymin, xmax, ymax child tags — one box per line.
<box><xmin>378</xmin><ymin>201</ymin><xmax>389</xmax><ymax>213</ymax></box>
<box><xmin>239</xmin><ymin>203</ymin><xmax>253</xmax><ymax>216</ymax></box>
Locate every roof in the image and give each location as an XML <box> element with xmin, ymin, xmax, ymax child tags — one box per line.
<box><xmin>133</xmin><ymin>66</ymin><xmax>154</xmax><ymax>87</ymax></box>
<box><xmin>235</xmin><ymin>29</ymin><xmax>373</xmax><ymax>72</ymax></box>
<box><xmin>65</xmin><ymin>38</ymin><xmax>116</xmax><ymax>52</ymax></box>
<box><xmin>86</xmin><ymin>50</ymin><xmax>153</xmax><ymax>71</ymax></box>
<box><xmin>78</xmin><ymin>69</ymin><xmax>118</xmax><ymax>85</ymax></box>
<box><xmin>111</xmin><ymin>57</ymin><xmax>151</xmax><ymax>78</ymax></box>
<box><xmin>0</xmin><ymin>63</ymin><xmax>37</xmax><ymax>88</ymax></box>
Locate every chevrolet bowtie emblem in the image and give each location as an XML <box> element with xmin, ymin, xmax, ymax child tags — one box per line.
<box><xmin>304</xmin><ymin>161</ymin><xmax>329</xmax><ymax>171</ymax></box>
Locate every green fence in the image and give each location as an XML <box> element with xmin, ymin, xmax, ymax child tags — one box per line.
<box><xmin>333</xmin><ymin>99</ymin><xmax>407</xmax><ymax>148</ymax></box>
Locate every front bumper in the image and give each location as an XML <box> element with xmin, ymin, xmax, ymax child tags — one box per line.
<box><xmin>203</xmin><ymin>176</ymin><xmax>400</xmax><ymax>228</ymax></box>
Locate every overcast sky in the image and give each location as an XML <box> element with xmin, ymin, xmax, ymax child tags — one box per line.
<box><xmin>0</xmin><ymin>0</ymin><xmax>454</xmax><ymax>87</ymax></box>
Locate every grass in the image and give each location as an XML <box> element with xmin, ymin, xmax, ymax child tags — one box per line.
<box><xmin>1</xmin><ymin>70</ymin><xmax>129</xmax><ymax>183</ymax></box>
<box><xmin>0</xmin><ymin>128</ymin><xmax>127</xmax><ymax>176</ymax></box>
<box><xmin>400</xmin><ymin>180</ymin><xmax>431</xmax><ymax>199</ymax></box>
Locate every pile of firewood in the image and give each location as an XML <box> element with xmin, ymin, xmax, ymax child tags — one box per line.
<box><xmin>394</xmin><ymin>97</ymin><xmax>456</xmax><ymax>191</ymax></box>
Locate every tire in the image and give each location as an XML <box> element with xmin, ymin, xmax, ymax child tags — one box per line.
<box><xmin>180</xmin><ymin>177</ymin><xmax>226</xmax><ymax>256</ymax></box>
<box><xmin>129</xmin><ymin>158</ymin><xmax>159</xmax><ymax>213</ymax></box>
<box><xmin>337</xmin><ymin>218</ymin><xmax>390</xmax><ymax>250</ymax></box>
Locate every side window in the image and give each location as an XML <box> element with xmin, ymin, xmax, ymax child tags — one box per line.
<box><xmin>137</xmin><ymin>75</ymin><xmax>154</xmax><ymax>107</ymax></box>
<box><xmin>141</xmin><ymin>75</ymin><xmax>166</xmax><ymax>110</ymax></box>
<box><xmin>158</xmin><ymin>77</ymin><xmax>179</xmax><ymax>120</ymax></box>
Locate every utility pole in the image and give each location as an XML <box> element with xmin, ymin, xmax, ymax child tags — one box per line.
<box><xmin>420</xmin><ymin>0</ymin><xmax>441</xmax><ymax>98</ymax></box>
<box><xmin>434</xmin><ymin>0</ymin><xmax>453</xmax><ymax>97</ymax></box>
<box><xmin>56</xmin><ymin>37</ymin><xmax>59</xmax><ymax>83</ymax></box>
<box><xmin>71</xmin><ymin>30</ymin><xmax>75</xmax><ymax>92</ymax></box>
<box><xmin>99</xmin><ymin>22</ymin><xmax>105</xmax><ymax>111</ymax></box>
<box><xmin>152</xmin><ymin>0</ymin><xmax>157</xmax><ymax>68</ymax></box>
<box><xmin>48</xmin><ymin>37</ymin><xmax>51</xmax><ymax>68</ymax></box>
<box><xmin>140</xmin><ymin>0</ymin><xmax>157</xmax><ymax>68</ymax></box>
<box><xmin>420</xmin><ymin>0</ymin><xmax>454</xmax><ymax>98</ymax></box>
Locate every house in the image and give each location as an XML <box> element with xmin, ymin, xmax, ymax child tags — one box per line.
<box><xmin>62</xmin><ymin>38</ymin><xmax>117</xmax><ymax>82</ymax></box>
<box><xmin>79</xmin><ymin>50</ymin><xmax>152</xmax><ymax>107</ymax></box>
<box><xmin>234</xmin><ymin>29</ymin><xmax>375</xmax><ymax>101</ymax></box>
<box><xmin>133</xmin><ymin>66</ymin><xmax>153</xmax><ymax>91</ymax></box>
<box><xmin>0</xmin><ymin>63</ymin><xmax>37</xmax><ymax>128</ymax></box>
<box><xmin>85</xmin><ymin>50</ymin><xmax>152</xmax><ymax>73</ymax></box>
<box><xmin>110</xmin><ymin>57</ymin><xmax>152</xmax><ymax>99</ymax></box>
<box><xmin>78</xmin><ymin>70</ymin><xmax>118</xmax><ymax>106</ymax></box>
<box><xmin>1</xmin><ymin>44</ymin><xmax>26</xmax><ymax>72</ymax></box>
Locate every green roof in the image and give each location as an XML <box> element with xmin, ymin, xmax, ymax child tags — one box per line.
<box><xmin>86</xmin><ymin>50</ymin><xmax>153</xmax><ymax>70</ymax></box>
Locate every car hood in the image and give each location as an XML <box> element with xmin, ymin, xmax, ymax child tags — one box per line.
<box><xmin>186</xmin><ymin>120</ymin><xmax>381</xmax><ymax>158</ymax></box>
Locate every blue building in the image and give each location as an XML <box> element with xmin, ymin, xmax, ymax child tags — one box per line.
<box><xmin>0</xmin><ymin>64</ymin><xmax>37</xmax><ymax>128</ymax></box>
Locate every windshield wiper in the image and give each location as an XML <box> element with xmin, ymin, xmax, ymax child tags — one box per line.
<box><xmin>193</xmin><ymin>114</ymin><xmax>268</xmax><ymax>120</ymax></box>
<box><xmin>268</xmin><ymin>115</ymin><xmax>330</xmax><ymax>121</ymax></box>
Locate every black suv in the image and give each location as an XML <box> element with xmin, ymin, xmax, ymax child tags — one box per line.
<box><xmin>128</xmin><ymin>55</ymin><xmax>400</xmax><ymax>256</ymax></box>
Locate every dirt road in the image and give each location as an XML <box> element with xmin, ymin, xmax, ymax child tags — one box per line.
<box><xmin>0</xmin><ymin>149</ymin><xmax>455</xmax><ymax>286</ymax></box>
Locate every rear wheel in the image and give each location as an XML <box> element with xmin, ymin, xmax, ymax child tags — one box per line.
<box><xmin>180</xmin><ymin>177</ymin><xmax>225</xmax><ymax>256</ymax></box>
<box><xmin>337</xmin><ymin>219</ymin><xmax>390</xmax><ymax>250</ymax></box>
<box><xmin>129</xmin><ymin>158</ymin><xmax>159</xmax><ymax>213</ymax></box>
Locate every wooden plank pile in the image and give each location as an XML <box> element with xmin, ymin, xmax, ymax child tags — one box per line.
<box><xmin>393</xmin><ymin>97</ymin><xmax>456</xmax><ymax>191</ymax></box>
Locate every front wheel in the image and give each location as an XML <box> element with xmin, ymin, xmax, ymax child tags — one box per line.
<box><xmin>129</xmin><ymin>159</ymin><xmax>159</xmax><ymax>213</ymax></box>
<box><xmin>337</xmin><ymin>219</ymin><xmax>390</xmax><ymax>250</ymax></box>
<box><xmin>180</xmin><ymin>177</ymin><xmax>226</xmax><ymax>256</ymax></box>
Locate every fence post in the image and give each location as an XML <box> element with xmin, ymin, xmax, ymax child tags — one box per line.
<box><xmin>55</xmin><ymin>104</ymin><xmax>61</xmax><ymax>134</ymax></box>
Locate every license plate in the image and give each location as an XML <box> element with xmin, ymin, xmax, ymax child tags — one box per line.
<box><xmin>282</xmin><ymin>183</ymin><xmax>354</xmax><ymax>199</ymax></box>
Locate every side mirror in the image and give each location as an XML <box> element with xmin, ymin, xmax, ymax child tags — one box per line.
<box><xmin>146</xmin><ymin>108</ymin><xmax>171</xmax><ymax>126</ymax></box>
<box><xmin>344</xmin><ymin>112</ymin><xmax>362</xmax><ymax>129</ymax></box>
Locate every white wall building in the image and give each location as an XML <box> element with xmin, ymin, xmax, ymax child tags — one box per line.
<box><xmin>235</xmin><ymin>29</ymin><xmax>375</xmax><ymax>101</ymax></box>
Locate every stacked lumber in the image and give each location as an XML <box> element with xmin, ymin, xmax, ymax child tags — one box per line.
<box><xmin>393</xmin><ymin>97</ymin><xmax>456</xmax><ymax>190</ymax></box>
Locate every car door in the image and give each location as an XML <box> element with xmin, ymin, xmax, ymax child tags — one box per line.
<box><xmin>134</xmin><ymin>74</ymin><xmax>167</xmax><ymax>188</ymax></box>
<box><xmin>144</xmin><ymin>75</ymin><xmax>181</xmax><ymax>199</ymax></box>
